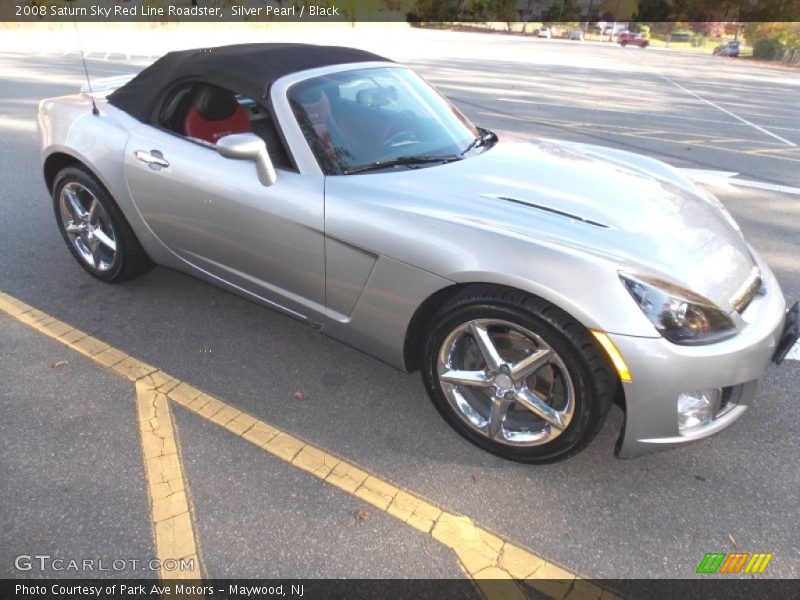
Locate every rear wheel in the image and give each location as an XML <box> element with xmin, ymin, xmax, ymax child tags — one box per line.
<box><xmin>53</xmin><ymin>166</ymin><xmax>153</xmax><ymax>283</ymax></box>
<box><xmin>422</xmin><ymin>287</ymin><xmax>615</xmax><ymax>463</ymax></box>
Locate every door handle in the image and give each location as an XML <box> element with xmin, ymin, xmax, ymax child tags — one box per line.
<box><xmin>134</xmin><ymin>149</ymin><xmax>170</xmax><ymax>169</ymax></box>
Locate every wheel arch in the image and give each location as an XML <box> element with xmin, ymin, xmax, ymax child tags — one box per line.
<box><xmin>43</xmin><ymin>150</ymin><xmax>133</xmax><ymax>228</ymax></box>
<box><xmin>403</xmin><ymin>279</ymin><xmax>603</xmax><ymax>372</ymax></box>
<box><xmin>43</xmin><ymin>150</ymin><xmax>103</xmax><ymax>194</ymax></box>
<box><xmin>403</xmin><ymin>283</ymin><xmax>468</xmax><ymax>372</ymax></box>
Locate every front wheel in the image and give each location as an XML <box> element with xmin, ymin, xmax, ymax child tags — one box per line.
<box><xmin>422</xmin><ymin>287</ymin><xmax>616</xmax><ymax>463</ymax></box>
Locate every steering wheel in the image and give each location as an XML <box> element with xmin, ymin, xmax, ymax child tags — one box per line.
<box><xmin>383</xmin><ymin>110</ymin><xmax>418</xmax><ymax>147</ymax></box>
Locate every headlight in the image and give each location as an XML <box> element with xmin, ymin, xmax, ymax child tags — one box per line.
<box><xmin>620</xmin><ymin>273</ymin><xmax>736</xmax><ymax>345</ymax></box>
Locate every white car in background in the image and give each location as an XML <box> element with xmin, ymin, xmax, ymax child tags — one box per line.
<box><xmin>535</xmin><ymin>27</ymin><xmax>555</xmax><ymax>39</ymax></box>
<box><xmin>603</xmin><ymin>25</ymin><xmax>628</xmax><ymax>36</ymax></box>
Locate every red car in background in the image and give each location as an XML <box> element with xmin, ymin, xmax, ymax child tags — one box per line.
<box><xmin>618</xmin><ymin>32</ymin><xmax>649</xmax><ymax>47</ymax></box>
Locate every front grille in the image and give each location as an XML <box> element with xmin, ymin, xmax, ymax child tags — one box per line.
<box><xmin>731</xmin><ymin>269</ymin><xmax>762</xmax><ymax>313</ymax></box>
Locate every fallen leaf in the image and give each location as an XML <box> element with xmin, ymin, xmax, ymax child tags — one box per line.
<box><xmin>471</xmin><ymin>474</ymin><xmax>478</xmax><ymax>483</ymax></box>
<box><xmin>356</xmin><ymin>508</ymin><xmax>371</xmax><ymax>522</ymax></box>
<box><xmin>728</xmin><ymin>533</ymin><xmax>737</xmax><ymax>549</ymax></box>
<box><xmin>52</xmin><ymin>360</ymin><xmax>69</xmax><ymax>368</ymax></box>
<box><xmin>291</xmin><ymin>391</ymin><xmax>306</xmax><ymax>401</ymax></box>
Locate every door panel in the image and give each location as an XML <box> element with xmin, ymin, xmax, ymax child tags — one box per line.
<box><xmin>123</xmin><ymin>125</ymin><xmax>325</xmax><ymax>317</ymax></box>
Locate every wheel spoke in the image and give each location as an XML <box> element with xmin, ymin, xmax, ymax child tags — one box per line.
<box><xmin>513</xmin><ymin>388</ymin><xmax>565</xmax><ymax>431</ymax></box>
<box><xmin>64</xmin><ymin>187</ymin><xmax>87</xmax><ymax>220</ymax></box>
<box><xmin>510</xmin><ymin>347</ymin><xmax>552</xmax><ymax>379</ymax></box>
<box><xmin>486</xmin><ymin>396</ymin><xmax>509</xmax><ymax>440</ymax></box>
<box><xmin>440</xmin><ymin>369</ymin><xmax>490</xmax><ymax>388</ymax></box>
<box><xmin>65</xmin><ymin>223</ymin><xmax>85</xmax><ymax>234</ymax></box>
<box><xmin>86</xmin><ymin>197</ymin><xmax>99</xmax><ymax>225</ymax></box>
<box><xmin>90</xmin><ymin>243</ymin><xmax>100</xmax><ymax>268</ymax></box>
<box><xmin>93</xmin><ymin>228</ymin><xmax>116</xmax><ymax>252</ymax></box>
<box><xmin>469</xmin><ymin>322</ymin><xmax>504</xmax><ymax>371</ymax></box>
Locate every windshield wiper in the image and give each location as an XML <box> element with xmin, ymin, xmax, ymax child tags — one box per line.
<box><xmin>342</xmin><ymin>155</ymin><xmax>461</xmax><ymax>175</ymax></box>
<box><xmin>460</xmin><ymin>128</ymin><xmax>498</xmax><ymax>156</ymax></box>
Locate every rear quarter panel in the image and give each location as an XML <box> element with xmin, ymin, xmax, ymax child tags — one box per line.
<box><xmin>38</xmin><ymin>95</ymin><xmax>182</xmax><ymax>268</ymax></box>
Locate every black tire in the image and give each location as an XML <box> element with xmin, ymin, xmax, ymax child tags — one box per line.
<box><xmin>422</xmin><ymin>286</ymin><xmax>616</xmax><ymax>464</ymax></box>
<box><xmin>53</xmin><ymin>166</ymin><xmax>154</xmax><ymax>283</ymax></box>
<box><xmin>621</xmin><ymin>41</ymin><xmax>628</xmax><ymax>47</ymax></box>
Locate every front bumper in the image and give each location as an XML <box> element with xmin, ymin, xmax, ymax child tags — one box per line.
<box><xmin>612</xmin><ymin>264</ymin><xmax>789</xmax><ymax>458</ymax></box>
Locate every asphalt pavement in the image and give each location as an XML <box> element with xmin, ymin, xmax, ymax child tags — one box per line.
<box><xmin>1</xmin><ymin>28</ymin><xmax>799</xmax><ymax>584</ymax></box>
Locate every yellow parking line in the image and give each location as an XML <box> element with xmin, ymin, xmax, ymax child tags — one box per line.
<box><xmin>136</xmin><ymin>380</ymin><xmax>203</xmax><ymax>580</ymax></box>
<box><xmin>745</xmin><ymin>146</ymin><xmax>800</xmax><ymax>156</ymax></box>
<box><xmin>615</xmin><ymin>132</ymin><xmax>800</xmax><ymax>163</ymax></box>
<box><xmin>0</xmin><ymin>292</ymin><xmax>203</xmax><ymax>580</ymax></box>
<box><xmin>0</xmin><ymin>291</ymin><xmax>619</xmax><ymax>599</ymax></box>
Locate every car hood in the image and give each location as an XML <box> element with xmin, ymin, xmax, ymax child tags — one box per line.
<box><xmin>330</xmin><ymin>137</ymin><xmax>756</xmax><ymax>309</ymax></box>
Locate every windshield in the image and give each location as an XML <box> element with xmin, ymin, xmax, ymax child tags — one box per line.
<box><xmin>288</xmin><ymin>66</ymin><xmax>486</xmax><ymax>175</ymax></box>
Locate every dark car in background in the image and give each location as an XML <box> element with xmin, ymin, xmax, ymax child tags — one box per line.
<box><xmin>567</xmin><ymin>29</ymin><xmax>584</xmax><ymax>41</ymax></box>
<box><xmin>714</xmin><ymin>41</ymin><xmax>740</xmax><ymax>57</ymax></box>
<box><xmin>669</xmin><ymin>30</ymin><xmax>693</xmax><ymax>42</ymax></box>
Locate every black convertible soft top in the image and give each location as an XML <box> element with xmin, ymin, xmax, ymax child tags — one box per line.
<box><xmin>107</xmin><ymin>43</ymin><xmax>390</xmax><ymax>122</ymax></box>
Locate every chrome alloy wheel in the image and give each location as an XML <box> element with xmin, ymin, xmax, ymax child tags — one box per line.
<box><xmin>59</xmin><ymin>182</ymin><xmax>117</xmax><ymax>272</ymax></box>
<box><xmin>436</xmin><ymin>319</ymin><xmax>575</xmax><ymax>447</ymax></box>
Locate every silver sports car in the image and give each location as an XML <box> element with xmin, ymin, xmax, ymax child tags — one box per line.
<box><xmin>38</xmin><ymin>44</ymin><xmax>798</xmax><ymax>462</ymax></box>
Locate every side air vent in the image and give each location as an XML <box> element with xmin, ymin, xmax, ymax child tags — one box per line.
<box><xmin>486</xmin><ymin>194</ymin><xmax>610</xmax><ymax>229</ymax></box>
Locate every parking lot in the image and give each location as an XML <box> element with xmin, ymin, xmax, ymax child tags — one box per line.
<box><xmin>1</xmin><ymin>27</ymin><xmax>799</xmax><ymax>590</ymax></box>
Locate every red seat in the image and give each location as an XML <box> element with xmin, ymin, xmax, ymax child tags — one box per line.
<box><xmin>183</xmin><ymin>84</ymin><xmax>250</xmax><ymax>144</ymax></box>
<box><xmin>301</xmin><ymin>90</ymin><xmax>340</xmax><ymax>162</ymax></box>
<box><xmin>302</xmin><ymin>90</ymin><xmax>332</xmax><ymax>136</ymax></box>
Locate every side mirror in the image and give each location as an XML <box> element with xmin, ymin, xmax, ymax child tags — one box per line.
<box><xmin>216</xmin><ymin>133</ymin><xmax>277</xmax><ymax>187</ymax></box>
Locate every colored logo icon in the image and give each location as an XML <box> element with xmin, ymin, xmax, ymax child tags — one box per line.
<box><xmin>697</xmin><ymin>552</ymin><xmax>773</xmax><ymax>574</ymax></box>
